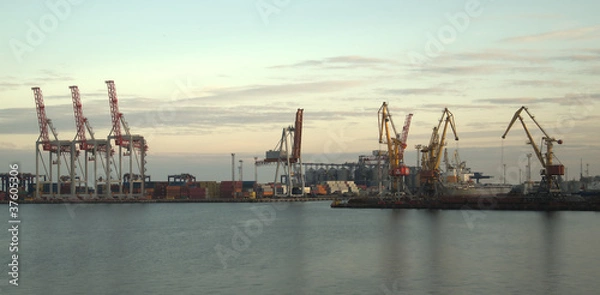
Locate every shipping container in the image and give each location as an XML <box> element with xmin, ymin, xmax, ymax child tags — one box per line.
<box><xmin>166</xmin><ymin>186</ymin><xmax>182</xmax><ymax>199</ymax></box>
<box><xmin>189</xmin><ymin>187</ymin><xmax>207</xmax><ymax>199</ymax></box>
<box><xmin>547</xmin><ymin>165</ymin><xmax>565</xmax><ymax>175</ymax></box>
<box><xmin>43</xmin><ymin>183</ymin><xmax>59</xmax><ymax>194</ymax></box>
<box><xmin>220</xmin><ymin>181</ymin><xmax>243</xmax><ymax>198</ymax></box>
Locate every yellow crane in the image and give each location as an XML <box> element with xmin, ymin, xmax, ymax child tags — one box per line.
<box><xmin>378</xmin><ymin>102</ymin><xmax>412</xmax><ymax>194</ymax></box>
<box><xmin>419</xmin><ymin>108</ymin><xmax>458</xmax><ymax>196</ymax></box>
<box><xmin>501</xmin><ymin>106</ymin><xmax>564</xmax><ymax>195</ymax></box>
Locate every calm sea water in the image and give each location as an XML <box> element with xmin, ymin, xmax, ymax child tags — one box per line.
<box><xmin>0</xmin><ymin>201</ymin><xmax>599</xmax><ymax>294</ymax></box>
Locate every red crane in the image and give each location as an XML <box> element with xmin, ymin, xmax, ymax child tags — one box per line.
<box><xmin>106</xmin><ymin>80</ymin><xmax>128</xmax><ymax>147</ymax></box>
<box><xmin>105</xmin><ymin>80</ymin><xmax>147</xmax><ymax>151</ymax></box>
<box><xmin>291</xmin><ymin>108</ymin><xmax>303</xmax><ymax>163</ymax></box>
<box><xmin>70</xmin><ymin>86</ymin><xmax>94</xmax><ymax>151</ymax></box>
<box><xmin>32</xmin><ymin>87</ymin><xmax>54</xmax><ymax>151</ymax></box>
<box><xmin>32</xmin><ymin>87</ymin><xmax>70</xmax><ymax>153</ymax></box>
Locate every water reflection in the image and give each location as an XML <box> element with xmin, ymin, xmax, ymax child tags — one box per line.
<box><xmin>380</xmin><ymin>210</ymin><xmax>406</xmax><ymax>293</ymax></box>
<box><xmin>541</xmin><ymin>211</ymin><xmax>562</xmax><ymax>294</ymax></box>
<box><xmin>425</xmin><ymin>210</ymin><xmax>442</xmax><ymax>294</ymax></box>
<box><xmin>286</xmin><ymin>204</ymin><xmax>307</xmax><ymax>294</ymax></box>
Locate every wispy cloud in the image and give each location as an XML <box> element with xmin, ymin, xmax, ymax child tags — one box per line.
<box><xmin>506</xmin><ymin>79</ymin><xmax>571</xmax><ymax>87</ymax></box>
<box><xmin>180</xmin><ymin>80</ymin><xmax>367</xmax><ymax>103</ymax></box>
<box><xmin>29</xmin><ymin>69</ymin><xmax>75</xmax><ymax>84</ymax></box>
<box><xmin>475</xmin><ymin>92</ymin><xmax>600</xmax><ymax>106</ymax></box>
<box><xmin>578</xmin><ymin>66</ymin><xmax>600</xmax><ymax>75</ymax></box>
<box><xmin>418</xmin><ymin>103</ymin><xmax>499</xmax><ymax>110</ymax></box>
<box><xmin>0</xmin><ymin>70</ymin><xmax>77</xmax><ymax>93</ymax></box>
<box><xmin>553</xmin><ymin>54</ymin><xmax>600</xmax><ymax>62</ymax></box>
<box><xmin>440</xmin><ymin>49</ymin><xmax>548</xmax><ymax>64</ymax></box>
<box><xmin>269</xmin><ymin>55</ymin><xmax>398</xmax><ymax>70</ymax></box>
<box><xmin>380</xmin><ymin>87</ymin><xmax>462</xmax><ymax>96</ymax></box>
<box><xmin>0</xmin><ymin>82</ymin><xmax>22</xmax><ymax>91</ymax></box>
<box><xmin>414</xmin><ymin>64</ymin><xmax>556</xmax><ymax>76</ymax></box>
<box><xmin>474</xmin><ymin>97</ymin><xmax>541</xmax><ymax>105</ymax></box>
<box><xmin>501</xmin><ymin>25</ymin><xmax>600</xmax><ymax>43</ymax></box>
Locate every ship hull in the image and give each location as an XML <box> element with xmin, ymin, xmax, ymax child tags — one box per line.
<box><xmin>442</xmin><ymin>184</ymin><xmax>512</xmax><ymax>197</ymax></box>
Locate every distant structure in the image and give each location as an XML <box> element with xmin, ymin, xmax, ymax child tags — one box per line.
<box><xmin>502</xmin><ymin>106</ymin><xmax>564</xmax><ymax>197</ymax></box>
<box><xmin>105</xmin><ymin>80</ymin><xmax>148</xmax><ymax>198</ymax></box>
<box><xmin>32</xmin><ymin>87</ymin><xmax>77</xmax><ymax>198</ymax></box>
<box><xmin>31</xmin><ymin>81</ymin><xmax>148</xmax><ymax>199</ymax></box>
<box><xmin>70</xmin><ymin>85</ymin><xmax>110</xmax><ymax>198</ymax></box>
<box><xmin>258</xmin><ymin>109</ymin><xmax>304</xmax><ymax>197</ymax></box>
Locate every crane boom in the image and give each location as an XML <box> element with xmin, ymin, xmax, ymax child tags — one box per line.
<box><xmin>292</xmin><ymin>108</ymin><xmax>303</xmax><ymax>162</ymax></box>
<box><xmin>399</xmin><ymin>113</ymin><xmax>413</xmax><ymax>163</ymax></box>
<box><xmin>419</xmin><ymin>108</ymin><xmax>459</xmax><ymax>197</ymax></box>
<box><xmin>378</xmin><ymin>102</ymin><xmax>402</xmax><ymax>173</ymax></box>
<box><xmin>502</xmin><ymin>106</ymin><xmax>563</xmax><ymax>194</ymax></box>
<box><xmin>32</xmin><ymin>87</ymin><xmax>54</xmax><ymax>151</ymax></box>
<box><xmin>106</xmin><ymin>80</ymin><xmax>129</xmax><ymax>146</ymax></box>
<box><xmin>433</xmin><ymin>108</ymin><xmax>458</xmax><ymax>171</ymax></box>
<box><xmin>70</xmin><ymin>85</ymin><xmax>92</xmax><ymax>150</ymax></box>
<box><xmin>378</xmin><ymin>102</ymin><xmax>411</xmax><ymax>193</ymax></box>
<box><xmin>32</xmin><ymin>87</ymin><xmax>68</xmax><ymax>152</ymax></box>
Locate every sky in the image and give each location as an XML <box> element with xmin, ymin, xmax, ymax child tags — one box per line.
<box><xmin>0</xmin><ymin>0</ymin><xmax>599</xmax><ymax>183</ymax></box>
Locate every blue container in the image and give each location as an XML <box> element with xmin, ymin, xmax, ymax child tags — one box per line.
<box><xmin>42</xmin><ymin>183</ymin><xmax>59</xmax><ymax>193</ymax></box>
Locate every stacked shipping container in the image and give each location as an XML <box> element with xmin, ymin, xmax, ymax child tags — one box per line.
<box><xmin>220</xmin><ymin>181</ymin><xmax>242</xmax><ymax>198</ymax></box>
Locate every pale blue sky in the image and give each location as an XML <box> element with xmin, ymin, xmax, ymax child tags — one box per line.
<box><xmin>1</xmin><ymin>0</ymin><xmax>599</xmax><ymax>181</ymax></box>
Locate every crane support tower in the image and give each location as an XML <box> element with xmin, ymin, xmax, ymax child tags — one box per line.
<box><xmin>419</xmin><ymin>108</ymin><xmax>459</xmax><ymax>197</ymax></box>
<box><xmin>502</xmin><ymin>106</ymin><xmax>564</xmax><ymax>197</ymax></box>
<box><xmin>378</xmin><ymin>102</ymin><xmax>412</xmax><ymax>195</ymax></box>
<box><xmin>32</xmin><ymin>87</ymin><xmax>77</xmax><ymax>199</ymax></box>
<box><xmin>70</xmin><ymin>85</ymin><xmax>111</xmax><ymax>198</ymax></box>
<box><xmin>105</xmin><ymin>80</ymin><xmax>148</xmax><ymax>199</ymax></box>
<box><xmin>262</xmin><ymin>109</ymin><xmax>305</xmax><ymax>197</ymax></box>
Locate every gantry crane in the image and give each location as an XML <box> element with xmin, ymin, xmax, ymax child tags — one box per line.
<box><xmin>378</xmin><ymin>102</ymin><xmax>413</xmax><ymax>194</ymax></box>
<box><xmin>501</xmin><ymin>106</ymin><xmax>564</xmax><ymax>197</ymax></box>
<box><xmin>32</xmin><ymin>87</ymin><xmax>77</xmax><ymax>198</ymax></box>
<box><xmin>419</xmin><ymin>108</ymin><xmax>458</xmax><ymax>197</ymax></box>
<box><xmin>262</xmin><ymin>109</ymin><xmax>305</xmax><ymax>197</ymax></box>
<box><xmin>70</xmin><ymin>85</ymin><xmax>111</xmax><ymax>198</ymax></box>
<box><xmin>105</xmin><ymin>80</ymin><xmax>148</xmax><ymax>198</ymax></box>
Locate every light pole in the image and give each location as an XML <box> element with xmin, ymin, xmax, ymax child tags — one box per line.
<box><xmin>239</xmin><ymin>160</ymin><xmax>243</xmax><ymax>182</ymax></box>
<box><xmin>254</xmin><ymin>157</ymin><xmax>258</xmax><ymax>183</ymax></box>
<box><xmin>415</xmin><ymin>144</ymin><xmax>422</xmax><ymax>169</ymax></box>
<box><xmin>231</xmin><ymin>153</ymin><xmax>235</xmax><ymax>182</ymax></box>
